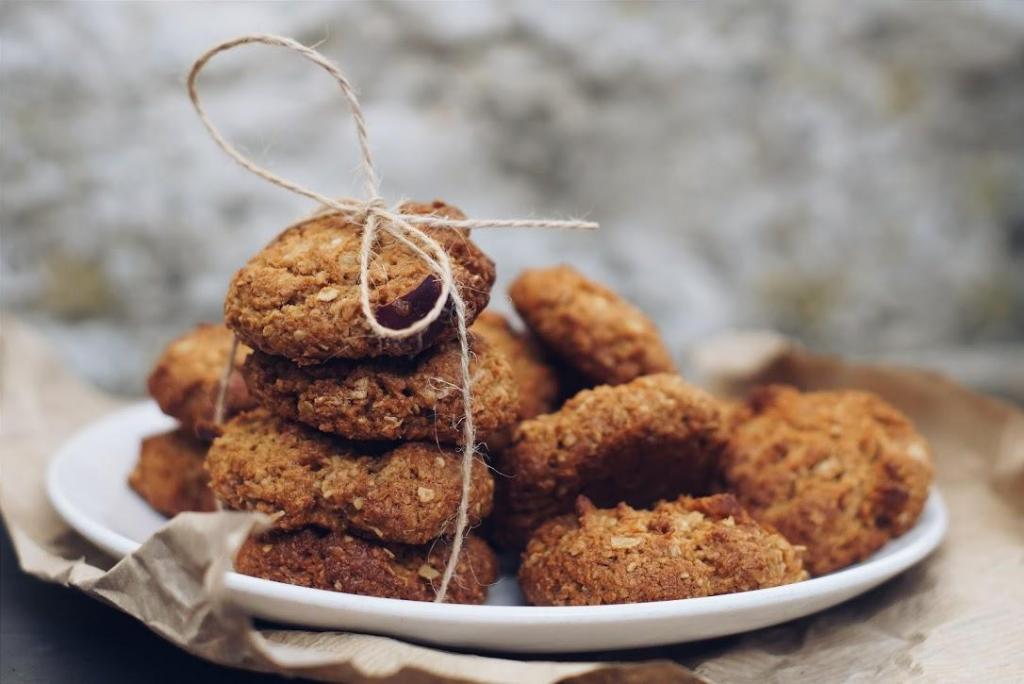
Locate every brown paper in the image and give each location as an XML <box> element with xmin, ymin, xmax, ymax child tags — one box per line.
<box><xmin>2</xmin><ymin>317</ymin><xmax>1022</xmax><ymax>682</ymax></box>
<box><xmin>688</xmin><ymin>333</ymin><xmax>1024</xmax><ymax>682</ymax></box>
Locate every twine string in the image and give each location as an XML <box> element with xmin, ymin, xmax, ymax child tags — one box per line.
<box><xmin>188</xmin><ymin>33</ymin><xmax>597</xmax><ymax>602</ymax></box>
<box><xmin>212</xmin><ymin>334</ymin><xmax>241</xmax><ymax>426</ymax></box>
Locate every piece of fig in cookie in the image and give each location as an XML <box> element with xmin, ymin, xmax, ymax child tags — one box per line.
<box><xmin>373</xmin><ymin>275</ymin><xmax>444</xmax><ymax>330</ymax></box>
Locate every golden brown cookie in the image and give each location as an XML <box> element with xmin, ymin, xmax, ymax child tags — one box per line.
<box><xmin>240</xmin><ymin>335</ymin><xmax>518</xmax><ymax>444</ymax></box>
<box><xmin>129</xmin><ymin>430</ymin><xmax>216</xmax><ymax>516</ymax></box>
<box><xmin>147</xmin><ymin>323</ymin><xmax>255</xmax><ymax>440</ymax></box>
<box><xmin>721</xmin><ymin>385</ymin><xmax>934</xmax><ymax>575</ymax></box>
<box><xmin>519</xmin><ymin>494</ymin><xmax>807</xmax><ymax>606</ymax></box>
<box><xmin>491</xmin><ymin>373</ymin><xmax>726</xmax><ymax>549</ymax></box>
<box><xmin>509</xmin><ymin>265</ymin><xmax>675</xmax><ymax>386</ymax></box>
<box><xmin>472</xmin><ymin>311</ymin><xmax>559</xmax><ymax>420</ymax></box>
<box><xmin>224</xmin><ymin>200</ymin><xmax>496</xmax><ymax>365</ymax></box>
<box><xmin>235</xmin><ymin>528</ymin><xmax>498</xmax><ymax>604</ymax></box>
<box><xmin>206</xmin><ymin>409</ymin><xmax>494</xmax><ymax>545</ymax></box>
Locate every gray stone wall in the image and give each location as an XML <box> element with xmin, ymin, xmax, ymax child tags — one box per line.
<box><xmin>3</xmin><ymin>1</ymin><xmax>1022</xmax><ymax>395</ymax></box>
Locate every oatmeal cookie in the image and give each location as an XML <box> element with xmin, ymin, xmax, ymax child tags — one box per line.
<box><xmin>492</xmin><ymin>373</ymin><xmax>726</xmax><ymax>549</ymax></box>
<box><xmin>147</xmin><ymin>323</ymin><xmax>255</xmax><ymax>440</ymax></box>
<box><xmin>519</xmin><ymin>494</ymin><xmax>806</xmax><ymax>605</ymax></box>
<box><xmin>235</xmin><ymin>528</ymin><xmax>498</xmax><ymax>604</ymax></box>
<box><xmin>721</xmin><ymin>385</ymin><xmax>933</xmax><ymax>575</ymax></box>
<box><xmin>129</xmin><ymin>430</ymin><xmax>216</xmax><ymax>516</ymax></box>
<box><xmin>206</xmin><ymin>409</ymin><xmax>494</xmax><ymax>545</ymax></box>
<box><xmin>241</xmin><ymin>335</ymin><xmax>517</xmax><ymax>444</ymax></box>
<box><xmin>472</xmin><ymin>311</ymin><xmax>559</xmax><ymax>420</ymax></box>
<box><xmin>509</xmin><ymin>265</ymin><xmax>674</xmax><ymax>385</ymax></box>
<box><xmin>224</xmin><ymin>200</ymin><xmax>496</xmax><ymax>364</ymax></box>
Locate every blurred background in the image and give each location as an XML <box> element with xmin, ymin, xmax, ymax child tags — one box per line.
<box><xmin>2</xmin><ymin>1</ymin><xmax>1023</xmax><ymax>401</ymax></box>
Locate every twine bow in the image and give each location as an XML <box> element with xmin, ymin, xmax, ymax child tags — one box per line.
<box><xmin>188</xmin><ymin>33</ymin><xmax>597</xmax><ymax>602</ymax></box>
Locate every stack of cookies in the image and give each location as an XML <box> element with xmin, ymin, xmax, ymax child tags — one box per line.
<box><xmin>132</xmin><ymin>230</ymin><xmax>934</xmax><ymax>607</ymax></box>
<box><xmin>130</xmin><ymin>323</ymin><xmax>254</xmax><ymax>516</ymax></box>
<box><xmin>204</xmin><ymin>200</ymin><xmax>521</xmax><ymax>604</ymax></box>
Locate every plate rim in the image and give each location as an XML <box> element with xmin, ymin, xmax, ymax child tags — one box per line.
<box><xmin>46</xmin><ymin>400</ymin><xmax>949</xmax><ymax>624</ymax></box>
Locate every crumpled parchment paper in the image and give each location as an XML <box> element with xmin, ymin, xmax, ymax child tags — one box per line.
<box><xmin>2</xmin><ymin>318</ymin><xmax>1021</xmax><ymax>683</ymax></box>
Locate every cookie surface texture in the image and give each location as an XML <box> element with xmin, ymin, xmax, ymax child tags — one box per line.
<box><xmin>206</xmin><ymin>409</ymin><xmax>494</xmax><ymax>545</ymax></box>
<box><xmin>241</xmin><ymin>335</ymin><xmax>517</xmax><ymax>444</ymax></box>
<box><xmin>472</xmin><ymin>311</ymin><xmax>560</xmax><ymax>420</ymax></box>
<box><xmin>236</xmin><ymin>528</ymin><xmax>498</xmax><ymax>604</ymax></box>
<box><xmin>509</xmin><ymin>265</ymin><xmax>675</xmax><ymax>385</ymax></box>
<box><xmin>147</xmin><ymin>323</ymin><xmax>254</xmax><ymax>440</ymax></box>
<box><xmin>722</xmin><ymin>385</ymin><xmax>933</xmax><ymax>575</ymax></box>
<box><xmin>519</xmin><ymin>494</ymin><xmax>807</xmax><ymax>606</ymax></box>
<box><xmin>129</xmin><ymin>429</ymin><xmax>216</xmax><ymax>516</ymax></box>
<box><xmin>225</xmin><ymin>200</ymin><xmax>496</xmax><ymax>364</ymax></box>
<box><xmin>492</xmin><ymin>373</ymin><xmax>726</xmax><ymax>549</ymax></box>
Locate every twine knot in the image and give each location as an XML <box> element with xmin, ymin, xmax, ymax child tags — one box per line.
<box><xmin>356</xmin><ymin>197</ymin><xmax>387</xmax><ymax>225</ymax></box>
<box><xmin>188</xmin><ymin>33</ymin><xmax>597</xmax><ymax>603</ymax></box>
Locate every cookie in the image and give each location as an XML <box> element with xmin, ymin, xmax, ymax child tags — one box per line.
<box><xmin>721</xmin><ymin>385</ymin><xmax>934</xmax><ymax>575</ymax></box>
<box><xmin>206</xmin><ymin>409</ymin><xmax>494</xmax><ymax>545</ymax></box>
<box><xmin>491</xmin><ymin>373</ymin><xmax>726</xmax><ymax>549</ymax></box>
<box><xmin>129</xmin><ymin>430</ymin><xmax>216</xmax><ymax>516</ymax></box>
<box><xmin>147</xmin><ymin>323</ymin><xmax>255</xmax><ymax>440</ymax></box>
<box><xmin>472</xmin><ymin>311</ymin><xmax>559</xmax><ymax>420</ymax></box>
<box><xmin>235</xmin><ymin>527</ymin><xmax>498</xmax><ymax>604</ymax></box>
<box><xmin>224</xmin><ymin>200</ymin><xmax>496</xmax><ymax>365</ymax></box>
<box><xmin>519</xmin><ymin>494</ymin><xmax>807</xmax><ymax>606</ymax></box>
<box><xmin>509</xmin><ymin>265</ymin><xmax>675</xmax><ymax>386</ymax></box>
<box><xmin>240</xmin><ymin>335</ymin><xmax>518</xmax><ymax>444</ymax></box>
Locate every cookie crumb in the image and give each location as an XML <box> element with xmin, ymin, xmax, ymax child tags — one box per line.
<box><xmin>610</xmin><ymin>536</ymin><xmax>642</xmax><ymax>549</ymax></box>
<box><xmin>418</xmin><ymin>564</ymin><xmax>441</xmax><ymax>581</ymax></box>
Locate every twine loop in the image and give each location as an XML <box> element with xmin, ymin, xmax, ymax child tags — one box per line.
<box><xmin>188</xmin><ymin>33</ymin><xmax>596</xmax><ymax>602</ymax></box>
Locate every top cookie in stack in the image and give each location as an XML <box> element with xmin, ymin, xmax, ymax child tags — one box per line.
<box><xmin>224</xmin><ymin>200</ymin><xmax>495</xmax><ymax>364</ymax></box>
<box><xmin>207</xmin><ymin>200</ymin><xmax>518</xmax><ymax>604</ymax></box>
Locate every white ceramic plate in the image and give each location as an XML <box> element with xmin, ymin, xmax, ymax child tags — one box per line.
<box><xmin>47</xmin><ymin>401</ymin><xmax>947</xmax><ymax>653</ymax></box>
